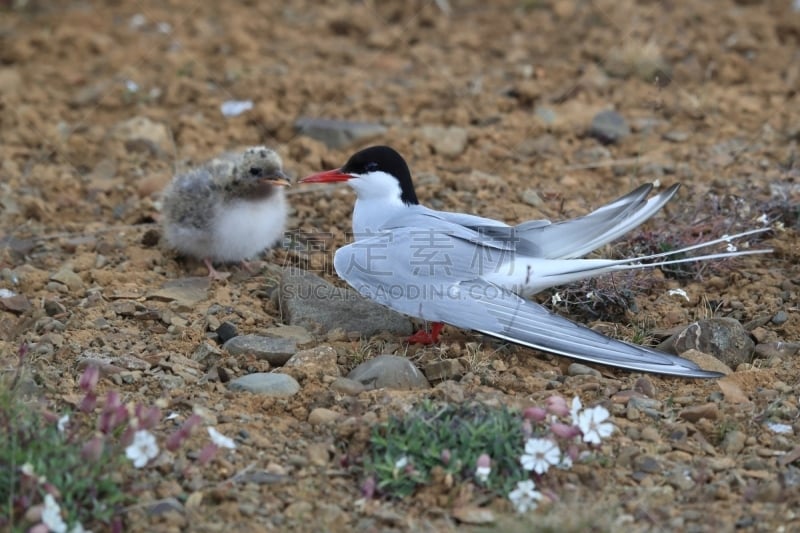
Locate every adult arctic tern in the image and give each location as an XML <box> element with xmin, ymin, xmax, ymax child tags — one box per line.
<box><xmin>300</xmin><ymin>146</ymin><xmax>771</xmax><ymax>378</ymax></box>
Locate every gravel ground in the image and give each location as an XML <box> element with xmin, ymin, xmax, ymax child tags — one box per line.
<box><xmin>1</xmin><ymin>1</ymin><xmax>799</xmax><ymax>531</ymax></box>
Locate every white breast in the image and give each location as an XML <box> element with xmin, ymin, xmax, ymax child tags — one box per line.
<box><xmin>210</xmin><ymin>193</ymin><xmax>287</xmax><ymax>262</ymax></box>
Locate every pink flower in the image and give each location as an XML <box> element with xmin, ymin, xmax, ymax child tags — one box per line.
<box><xmin>80</xmin><ymin>392</ymin><xmax>97</xmax><ymax>413</ymax></box>
<box><xmin>79</xmin><ymin>365</ymin><xmax>99</xmax><ymax>393</ymax></box>
<box><xmin>550</xmin><ymin>422</ymin><xmax>581</xmax><ymax>439</ymax></box>
<box><xmin>165</xmin><ymin>414</ymin><xmax>203</xmax><ymax>451</ymax></box>
<box><xmin>545</xmin><ymin>395</ymin><xmax>569</xmax><ymax>417</ymax></box>
<box><xmin>523</xmin><ymin>406</ymin><xmax>547</xmax><ymax>422</ymax></box>
<box><xmin>361</xmin><ymin>476</ymin><xmax>377</xmax><ymax>498</ymax></box>
<box><xmin>136</xmin><ymin>405</ymin><xmax>162</xmax><ymax>430</ymax></box>
<box><xmin>81</xmin><ymin>435</ymin><xmax>105</xmax><ymax>462</ymax></box>
<box><xmin>197</xmin><ymin>443</ymin><xmax>218</xmax><ymax>465</ymax></box>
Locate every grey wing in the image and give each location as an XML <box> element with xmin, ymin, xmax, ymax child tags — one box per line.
<box><xmin>516</xmin><ymin>184</ymin><xmax>680</xmax><ymax>259</ymax></box>
<box><xmin>454</xmin><ymin>279</ymin><xmax>722</xmax><ymax>378</ymax></box>
<box><xmin>334</xmin><ymin>231</ymin><xmax>722</xmax><ymax>378</ymax></box>
<box><xmin>380</xmin><ymin>208</ymin><xmax>520</xmax><ymax>252</ymax></box>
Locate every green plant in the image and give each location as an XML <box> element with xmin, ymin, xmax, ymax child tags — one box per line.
<box><xmin>366</xmin><ymin>401</ymin><xmax>530</xmax><ymax>498</ymax></box>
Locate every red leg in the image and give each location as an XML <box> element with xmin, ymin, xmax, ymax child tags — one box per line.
<box><xmin>407</xmin><ymin>322</ymin><xmax>444</xmax><ymax>345</ymax></box>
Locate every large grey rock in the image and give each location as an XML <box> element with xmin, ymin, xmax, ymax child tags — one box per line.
<box><xmin>228</xmin><ymin>372</ymin><xmax>300</xmax><ymax>396</ymax></box>
<box><xmin>664</xmin><ymin>318</ymin><xmax>755</xmax><ymax>369</ymax></box>
<box><xmin>347</xmin><ymin>354</ymin><xmax>430</xmax><ymax>390</ymax></box>
<box><xmin>223</xmin><ymin>334</ymin><xmax>297</xmax><ymax>365</ymax></box>
<box><xmin>279</xmin><ymin>268</ymin><xmax>413</xmax><ymax>337</ymax></box>
<box><xmin>294</xmin><ymin>117</ymin><xmax>387</xmax><ymax>149</ymax></box>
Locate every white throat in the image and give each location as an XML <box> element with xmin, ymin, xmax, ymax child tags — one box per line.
<box><xmin>349</xmin><ymin>171</ymin><xmax>408</xmax><ymax>237</ymax></box>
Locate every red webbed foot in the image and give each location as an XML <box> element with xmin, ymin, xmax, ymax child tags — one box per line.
<box><xmin>407</xmin><ymin>322</ymin><xmax>444</xmax><ymax>345</ymax></box>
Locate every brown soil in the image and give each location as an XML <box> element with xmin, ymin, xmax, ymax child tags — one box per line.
<box><xmin>1</xmin><ymin>1</ymin><xmax>799</xmax><ymax>532</ymax></box>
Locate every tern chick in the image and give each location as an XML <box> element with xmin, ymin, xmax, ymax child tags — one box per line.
<box><xmin>161</xmin><ymin>146</ymin><xmax>290</xmax><ymax>279</ymax></box>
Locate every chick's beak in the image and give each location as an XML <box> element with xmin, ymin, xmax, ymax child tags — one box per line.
<box><xmin>300</xmin><ymin>168</ymin><xmax>352</xmax><ymax>184</ymax></box>
<box><xmin>266</xmin><ymin>170</ymin><xmax>292</xmax><ymax>187</ymax></box>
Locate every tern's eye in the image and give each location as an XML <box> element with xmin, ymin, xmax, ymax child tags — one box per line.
<box><xmin>249</xmin><ymin>167</ymin><xmax>263</xmax><ymax>177</ymax></box>
<box><xmin>364</xmin><ymin>162</ymin><xmax>379</xmax><ymax>172</ymax></box>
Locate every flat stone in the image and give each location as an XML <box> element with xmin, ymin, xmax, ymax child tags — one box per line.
<box><xmin>679</xmin><ymin>349</ymin><xmax>733</xmax><ymax>375</ymax></box>
<box><xmin>771</xmin><ymin>310</ymin><xmax>789</xmax><ymax>325</ymax></box>
<box><xmin>191</xmin><ymin>341</ymin><xmax>222</xmax><ymax>365</ymax></box>
<box><xmin>50</xmin><ymin>266</ymin><xmax>84</xmax><ymax>292</ymax></box>
<box><xmin>223</xmin><ymin>335</ymin><xmax>297</xmax><ymax>365</ymax></box>
<box><xmin>633</xmin><ymin>376</ymin><xmax>656</xmax><ymax>398</ymax></box>
<box><xmin>284</xmin><ymin>345</ymin><xmax>340</xmax><ymax>377</ymax></box>
<box><xmin>295</xmin><ymin>117</ymin><xmax>387</xmax><ymax>149</ymax></box>
<box><xmin>520</xmin><ymin>188</ymin><xmax>543</xmax><ymax>207</ymax></box>
<box><xmin>420</xmin><ymin>125</ymin><xmax>469</xmax><ymax>157</ymax></box>
<box><xmin>279</xmin><ymin>267</ymin><xmax>412</xmax><ymax>337</ymax></box>
<box><xmin>423</xmin><ymin>359</ymin><xmax>465</xmax><ymax>381</ymax></box>
<box><xmin>574</xmin><ymin>145</ymin><xmax>612</xmax><ymax>164</ymax></box>
<box><xmin>112</xmin><ymin>116</ymin><xmax>172</xmax><ymax>156</ymax></box>
<box><xmin>227</xmin><ymin>373</ymin><xmax>300</xmax><ymax>396</ymax></box>
<box><xmin>347</xmin><ymin>354</ymin><xmax>430</xmax><ymax>390</ymax></box>
<box><xmin>589</xmin><ymin>110</ymin><xmax>630</xmax><ymax>144</ymax></box>
<box><xmin>451</xmin><ymin>506</ymin><xmax>495</xmax><ymax>524</ymax></box>
<box><xmin>663</xmin><ymin>131</ymin><xmax>690</xmax><ymax>143</ymax></box>
<box><xmin>567</xmin><ymin>363</ymin><xmax>602</xmax><ymax>377</ymax></box>
<box><xmin>679</xmin><ymin>402</ymin><xmax>719</xmax><ymax>422</ymax></box>
<box><xmin>329</xmin><ymin>377</ymin><xmax>367</xmax><ymax>395</ymax></box>
<box><xmin>754</xmin><ymin>341</ymin><xmax>800</xmax><ymax>360</ymax></box>
<box><xmin>308</xmin><ymin>407</ymin><xmax>341</xmax><ymax>425</ymax></box>
<box><xmin>147</xmin><ymin>497</ymin><xmax>185</xmax><ymax>517</ymax></box>
<box><xmin>633</xmin><ymin>454</ymin><xmax>662</xmax><ymax>474</ymax></box>
<box><xmin>720</xmin><ymin>430</ymin><xmax>747</xmax><ymax>454</ymax></box>
<box><xmin>0</xmin><ymin>294</ymin><xmax>31</xmax><ymax>313</ymax></box>
<box><xmin>148</xmin><ymin>277</ymin><xmax>210</xmax><ymax>307</ymax></box>
<box><xmin>264</xmin><ymin>325</ymin><xmax>314</xmax><ymax>345</ymax></box>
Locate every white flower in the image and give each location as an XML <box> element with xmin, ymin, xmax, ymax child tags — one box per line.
<box><xmin>508</xmin><ymin>479</ymin><xmax>542</xmax><ymax>513</ymax></box>
<box><xmin>125</xmin><ymin>430</ymin><xmax>159</xmax><ymax>468</ymax></box>
<box><xmin>520</xmin><ymin>438</ymin><xmax>560</xmax><ymax>475</ymax></box>
<box><xmin>57</xmin><ymin>415</ymin><xmax>70</xmax><ymax>434</ymax></box>
<box><xmin>394</xmin><ymin>456</ymin><xmax>408</xmax><ymax>470</ymax></box>
<box><xmin>757</xmin><ymin>213</ymin><xmax>769</xmax><ymax>225</ymax></box>
<box><xmin>207</xmin><ymin>427</ymin><xmax>236</xmax><ymax>449</ymax></box>
<box><xmin>21</xmin><ymin>463</ymin><xmax>35</xmax><ymax>477</ymax></box>
<box><xmin>475</xmin><ymin>465</ymin><xmax>491</xmax><ymax>483</ymax></box>
<box><xmin>569</xmin><ymin>396</ymin><xmax>582</xmax><ymax>423</ymax></box>
<box><xmin>576</xmin><ymin>405</ymin><xmax>614</xmax><ymax>445</ymax></box>
<box><xmin>42</xmin><ymin>494</ymin><xmax>67</xmax><ymax>533</ymax></box>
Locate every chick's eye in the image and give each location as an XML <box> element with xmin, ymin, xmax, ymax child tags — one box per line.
<box><xmin>364</xmin><ymin>162</ymin><xmax>379</xmax><ymax>172</ymax></box>
<box><xmin>249</xmin><ymin>167</ymin><xmax>262</xmax><ymax>177</ymax></box>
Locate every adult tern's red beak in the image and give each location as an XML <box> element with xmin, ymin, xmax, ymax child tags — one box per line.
<box><xmin>300</xmin><ymin>169</ymin><xmax>352</xmax><ymax>183</ymax></box>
